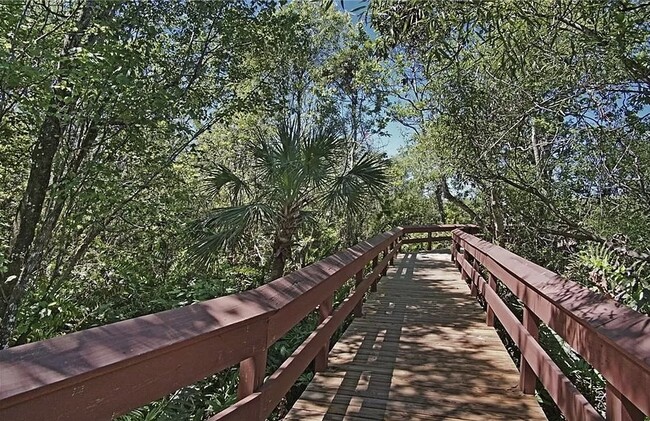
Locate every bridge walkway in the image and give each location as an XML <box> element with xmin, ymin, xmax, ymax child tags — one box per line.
<box><xmin>285</xmin><ymin>251</ymin><xmax>547</xmax><ymax>421</ymax></box>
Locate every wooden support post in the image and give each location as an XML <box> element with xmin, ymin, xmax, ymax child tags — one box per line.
<box><xmin>460</xmin><ymin>248</ymin><xmax>469</xmax><ymax>283</ymax></box>
<box><xmin>354</xmin><ymin>271</ymin><xmax>364</xmax><ymax>317</ymax></box>
<box><xmin>389</xmin><ymin>241</ymin><xmax>395</xmax><ymax>266</ymax></box>
<box><xmin>371</xmin><ymin>255</ymin><xmax>379</xmax><ymax>292</ymax></box>
<box><xmin>381</xmin><ymin>247</ymin><xmax>388</xmax><ymax>276</ymax></box>
<box><xmin>451</xmin><ymin>238</ymin><xmax>455</xmax><ymax>262</ymax></box>
<box><xmin>237</xmin><ymin>348</ymin><xmax>267</xmax><ymax>400</ymax></box>
<box><xmin>397</xmin><ymin>236</ymin><xmax>402</xmax><ymax>254</ymax></box>
<box><xmin>606</xmin><ymin>382</ymin><xmax>644</xmax><ymax>421</ymax></box>
<box><xmin>486</xmin><ymin>273</ymin><xmax>498</xmax><ymax>327</ymax></box>
<box><xmin>427</xmin><ymin>231</ymin><xmax>432</xmax><ymax>250</ymax></box>
<box><xmin>520</xmin><ymin>306</ymin><xmax>539</xmax><ymax>394</ymax></box>
<box><xmin>470</xmin><ymin>255</ymin><xmax>479</xmax><ymax>297</ymax></box>
<box><xmin>314</xmin><ymin>296</ymin><xmax>334</xmax><ymax>372</ymax></box>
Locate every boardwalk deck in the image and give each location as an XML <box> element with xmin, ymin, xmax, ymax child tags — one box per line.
<box><xmin>284</xmin><ymin>251</ymin><xmax>548</xmax><ymax>421</ymax></box>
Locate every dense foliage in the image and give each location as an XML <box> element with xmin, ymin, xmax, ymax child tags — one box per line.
<box><xmin>370</xmin><ymin>0</ymin><xmax>650</xmax><ymax>417</ymax></box>
<box><xmin>2</xmin><ymin>0</ymin><xmax>649</xmax><ymax>419</ymax></box>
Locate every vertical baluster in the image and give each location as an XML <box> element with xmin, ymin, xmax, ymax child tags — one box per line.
<box><xmin>486</xmin><ymin>273</ymin><xmax>498</xmax><ymax>327</ymax></box>
<box><xmin>520</xmin><ymin>306</ymin><xmax>539</xmax><ymax>394</ymax></box>
<box><xmin>314</xmin><ymin>296</ymin><xmax>334</xmax><ymax>372</ymax></box>
<box><xmin>237</xmin><ymin>348</ymin><xmax>268</xmax><ymax>400</ymax></box>
<box><xmin>470</xmin><ymin>254</ymin><xmax>479</xmax><ymax>297</ymax></box>
<box><xmin>427</xmin><ymin>231</ymin><xmax>432</xmax><ymax>250</ymax></box>
<box><xmin>460</xmin><ymin>244</ymin><xmax>469</xmax><ymax>284</ymax></box>
<box><xmin>389</xmin><ymin>240</ymin><xmax>395</xmax><ymax>266</ymax></box>
<box><xmin>354</xmin><ymin>270</ymin><xmax>364</xmax><ymax>317</ymax></box>
<box><xmin>371</xmin><ymin>254</ymin><xmax>379</xmax><ymax>292</ymax></box>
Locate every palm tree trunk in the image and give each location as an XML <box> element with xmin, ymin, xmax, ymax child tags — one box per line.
<box><xmin>269</xmin><ymin>234</ymin><xmax>291</xmax><ymax>281</ymax></box>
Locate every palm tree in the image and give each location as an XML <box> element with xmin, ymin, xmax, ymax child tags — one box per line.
<box><xmin>193</xmin><ymin>120</ymin><xmax>388</xmax><ymax>281</ymax></box>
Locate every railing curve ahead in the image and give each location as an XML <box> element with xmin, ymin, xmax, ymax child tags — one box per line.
<box><xmin>0</xmin><ymin>225</ymin><xmax>468</xmax><ymax>420</ymax></box>
<box><xmin>452</xmin><ymin>229</ymin><xmax>650</xmax><ymax>421</ymax></box>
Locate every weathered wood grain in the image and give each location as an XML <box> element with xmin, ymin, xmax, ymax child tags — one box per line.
<box><xmin>285</xmin><ymin>252</ymin><xmax>548</xmax><ymax>421</ymax></box>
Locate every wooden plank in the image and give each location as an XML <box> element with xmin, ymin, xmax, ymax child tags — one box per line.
<box><xmin>286</xmin><ymin>252</ymin><xmax>547</xmax><ymax>421</ymax></box>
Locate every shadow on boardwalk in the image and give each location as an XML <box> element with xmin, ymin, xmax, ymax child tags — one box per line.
<box><xmin>284</xmin><ymin>252</ymin><xmax>547</xmax><ymax>421</ymax></box>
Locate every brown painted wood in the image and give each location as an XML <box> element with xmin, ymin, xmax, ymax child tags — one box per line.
<box><xmin>354</xmin><ymin>271</ymin><xmax>364</xmax><ymax>317</ymax></box>
<box><xmin>0</xmin><ymin>228</ymin><xmax>403</xmax><ymax>420</ymax></box>
<box><xmin>606</xmin><ymin>382</ymin><xmax>645</xmax><ymax>421</ymax></box>
<box><xmin>520</xmin><ymin>306</ymin><xmax>540</xmax><ymax>394</ymax></box>
<box><xmin>371</xmin><ymin>255</ymin><xmax>379</xmax><ymax>292</ymax></box>
<box><xmin>238</xmin><ymin>348</ymin><xmax>268</xmax><ymax>400</ymax></box>
<box><xmin>477</xmin><ymin>274</ymin><xmax>602</xmax><ymax>421</ymax></box>
<box><xmin>211</xmin><ymin>245</ymin><xmax>399</xmax><ymax>421</ymax></box>
<box><xmin>3</xmin><ymin>224</ymin><xmax>646</xmax><ymax>421</ymax></box>
<box><xmin>401</xmin><ymin>224</ymin><xmax>479</xmax><ymax>234</ymax></box>
<box><xmin>454</xmin><ymin>229</ymin><xmax>650</xmax><ymax>417</ymax></box>
<box><xmin>285</xmin><ymin>252</ymin><xmax>547</xmax><ymax>421</ymax></box>
<box><xmin>486</xmin><ymin>272</ymin><xmax>498</xmax><ymax>327</ymax></box>
<box><xmin>314</xmin><ymin>296</ymin><xmax>334</xmax><ymax>372</ymax></box>
<box><xmin>400</xmin><ymin>236</ymin><xmax>450</xmax><ymax>245</ymax></box>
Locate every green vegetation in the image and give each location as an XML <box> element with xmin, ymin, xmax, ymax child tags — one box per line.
<box><xmin>1</xmin><ymin>0</ymin><xmax>649</xmax><ymax>419</ymax></box>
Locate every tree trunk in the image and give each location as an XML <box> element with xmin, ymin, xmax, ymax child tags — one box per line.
<box><xmin>435</xmin><ymin>183</ymin><xmax>446</xmax><ymax>223</ymax></box>
<box><xmin>0</xmin><ymin>1</ymin><xmax>96</xmax><ymax>348</ymax></box>
<box><xmin>440</xmin><ymin>177</ymin><xmax>483</xmax><ymax>226</ymax></box>
<box><xmin>269</xmin><ymin>233</ymin><xmax>292</xmax><ymax>281</ymax></box>
<box><xmin>490</xmin><ymin>186</ymin><xmax>505</xmax><ymax>244</ymax></box>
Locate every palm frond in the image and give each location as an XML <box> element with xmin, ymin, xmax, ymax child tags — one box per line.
<box><xmin>190</xmin><ymin>203</ymin><xmax>276</xmax><ymax>266</ymax></box>
<box><xmin>251</xmin><ymin>120</ymin><xmax>307</xmax><ymax>204</ymax></box>
<box><xmin>325</xmin><ymin>153</ymin><xmax>389</xmax><ymax>216</ymax></box>
<box><xmin>300</xmin><ymin>129</ymin><xmax>345</xmax><ymax>189</ymax></box>
<box><xmin>204</xmin><ymin>164</ymin><xmax>250</xmax><ymax>204</ymax></box>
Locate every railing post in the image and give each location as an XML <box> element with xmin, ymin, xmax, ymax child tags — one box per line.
<box><xmin>470</xmin><ymin>254</ymin><xmax>479</xmax><ymax>297</ymax></box>
<box><xmin>460</xmin><ymin>246</ymin><xmax>469</xmax><ymax>283</ymax></box>
<box><xmin>237</xmin><ymin>348</ymin><xmax>267</xmax><ymax>401</ymax></box>
<box><xmin>314</xmin><ymin>296</ymin><xmax>334</xmax><ymax>372</ymax></box>
<box><xmin>520</xmin><ymin>306</ymin><xmax>539</xmax><ymax>394</ymax></box>
<box><xmin>427</xmin><ymin>231</ymin><xmax>432</xmax><ymax>250</ymax></box>
<box><xmin>451</xmin><ymin>237</ymin><xmax>455</xmax><ymax>262</ymax></box>
<box><xmin>606</xmin><ymin>382</ymin><xmax>644</xmax><ymax>421</ymax></box>
<box><xmin>389</xmin><ymin>241</ymin><xmax>395</xmax><ymax>266</ymax></box>
<box><xmin>455</xmin><ymin>240</ymin><xmax>463</xmax><ymax>270</ymax></box>
<box><xmin>486</xmin><ymin>273</ymin><xmax>498</xmax><ymax>327</ymax></box>
<box><xmin>354</xmin><ymin>270</ymin><xmax>364</xmax><ymax>317</ymax></box>
<box><xmin>371</xmin><ymin>255</ymin><xmax>379</xmax><ymax>292</ymax></box>
<box><xmin>381</xmin><ymin>247</ymin><xmax>388</xmax><ymax>276</ymax></box>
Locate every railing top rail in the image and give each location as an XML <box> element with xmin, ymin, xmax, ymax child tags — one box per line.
<box><xmin>401</xmin><ymin>224</ymin><xmax>479</xmax><ymax>234</ymax></box>
<box><xmin>0</xmin><ymin>227</ymin><xmax>406</xmax><ymax>417</ymax></box>
<box><xmin>452</xmin><ymin>228</ymin><xmax>650</xmax><ymax>416</ymax></box>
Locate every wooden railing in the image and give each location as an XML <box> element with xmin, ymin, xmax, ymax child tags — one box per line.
<box><xmin>452</xmin><ymin>229</ymin><xmax>650</xmax><ymax>421</ymax></box>
<box><xmin>2</xmin><ymin>225</ymin><xmax>647</xmax><ymax>421</ymax></box>
<box><xmin>0</xmin><ymin>225</ymin><xmax>467</xmax><ymax>421</ymax></box>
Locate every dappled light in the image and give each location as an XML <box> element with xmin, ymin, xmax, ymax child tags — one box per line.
<box><xmin>2</xmin><ymin>1</ymin><xmax>650</xmax><ymax>420</ymax></box>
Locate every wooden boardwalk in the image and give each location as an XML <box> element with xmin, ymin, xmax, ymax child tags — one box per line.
<box><xmin>285</xmin><ymin>251</ymin><xmax>547</xmax><ymax>421</ymax></box>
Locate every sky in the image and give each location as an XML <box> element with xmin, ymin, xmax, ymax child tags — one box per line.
<box><xmin>379</xmin><ymin>121</ymin><xmax>408</xmax><ymax>156</ymax></box>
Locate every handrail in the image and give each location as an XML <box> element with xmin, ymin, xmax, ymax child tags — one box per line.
<box><xmin>0</xmin><ymin>224</ymin><xmax>469</xmax><ymax>420</ymax></box>
<box><xmin>451</xmin><ymin>229</ymin><xmax>650</xmax><ymax>421</ymax></box>
<box><xmin>400</xmin><ymin>224</ymin><xmax>479</xmax><ymax>249</ymax></box>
